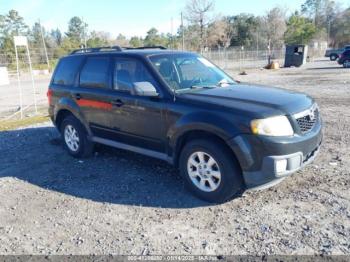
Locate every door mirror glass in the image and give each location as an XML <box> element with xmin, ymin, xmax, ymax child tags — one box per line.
<box><xmin>132</xmin><ymin>82</ymin><xmax>159</xmax><ymax>97</ymax></box>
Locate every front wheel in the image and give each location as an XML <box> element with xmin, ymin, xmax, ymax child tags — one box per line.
<box><xmin>343</xmin><ymin>60</ymin><xmax>350</xmax><ymax>68</ymax></box>
<box><xmin>330</xmin><ymin>54</ymin><xmax>338</xmax><ymax>61</ymax></box>
<box><xmin>179</xmin><ymin>139</ymin><xmax>244</xmax><ymax>203</ymax></box>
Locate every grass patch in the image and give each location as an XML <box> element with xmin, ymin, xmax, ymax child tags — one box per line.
<box><xmin>0</xmin><ymin>115</ymin><xmax>50</xmax><ymax>131</ymax></box>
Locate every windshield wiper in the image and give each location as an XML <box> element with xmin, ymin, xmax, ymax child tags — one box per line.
<box><xmin>190</xmin><ymin>85</ymin><xmax>217</xmax><ymax>89</ymax></box>
<box><xmin>216</xmin><ymin>80</ymin><xmax>236</xmax><ymax>87</ymax></box>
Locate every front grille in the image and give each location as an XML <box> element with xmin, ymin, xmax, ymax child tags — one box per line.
<box><xmin>295</xmin><ymin>105</ymin><xmax>319</xmax><ymax>134</ymax></box>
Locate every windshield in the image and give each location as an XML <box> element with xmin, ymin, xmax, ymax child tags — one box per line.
<box><xmin>149</xmin><ymin>54</ymin><xmax>235</xmax><ymax>92</ymax></box>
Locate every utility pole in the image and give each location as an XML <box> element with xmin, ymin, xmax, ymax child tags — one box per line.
<box><xmin>256</xmin><ymin>31</ymin><xmax>259</xmax><ymax>58</ymax></box>
<box><xmin>327</xmin><ymin>19</ymin><xmax>331</xmax><ymax>47</ymax></box>
<box><xmin>171</xmin><ymin>17</ymin><xmax>174</xmax><ymax>49</ymax></box>
<box><xmin>39</xmin><ymin>19</ymin><xmax>50</xmax><ymax>71</ymax></box>
<box><xmin>181</xmin><ymin>12</ymin><xmax>185</xmax><ymax>51</ymax></box>
<box><xmin>82</xmin><ymin>17</ymin><xmax>87</xmax><ymax>48</ymax></box>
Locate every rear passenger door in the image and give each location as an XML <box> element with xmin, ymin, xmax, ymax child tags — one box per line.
<box><xmin>107</xmin><ymin>56</ymin><xmax>166</xmax><ymax>152</ymax></box>
<box><xmin>76</xmin><ymin>56</ymin><xmax>114</xmax><ymax>137</ymax></box>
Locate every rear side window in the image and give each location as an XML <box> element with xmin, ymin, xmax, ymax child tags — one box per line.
<box><xmin>80</xmin><ymin>57</ymin><xmax>110</xmax><ymax>88</ymax></box>
<box><xmin>53</xmin><ymin>56</ymin><xmax>84</xmax><ymax>86</ymax></box>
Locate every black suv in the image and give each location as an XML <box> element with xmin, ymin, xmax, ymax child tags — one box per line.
<box><xmin>48</xmin><ymin>46</ymin><xmax>323</xmax><ymax>203</ymax></box>
<box><xmin>338</xmin><ymin>50</ymin><xmax>350</xmax><ymax>68</ymax></box>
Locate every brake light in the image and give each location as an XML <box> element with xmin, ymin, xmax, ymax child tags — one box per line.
<box><xmin>47</xmin><ymin>89</ymin><xmax>53</xmax><ymax>105</ymax></box>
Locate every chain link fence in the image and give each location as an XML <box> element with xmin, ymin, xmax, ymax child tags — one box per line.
<box><xmin>0</xmin><ymin>46</ymin><xmax>327</xmax><ymax>120</ymax></box>
<box><xmin>202</xmin><ymin>48</ymin><xmax>285</xmax><ymax>71</ymax></box>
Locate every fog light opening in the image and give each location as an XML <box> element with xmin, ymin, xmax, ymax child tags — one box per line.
<box><xmin>275</xmin><ymin>159</ymin><xmax>288</xmax><ymax>173</ymax></box>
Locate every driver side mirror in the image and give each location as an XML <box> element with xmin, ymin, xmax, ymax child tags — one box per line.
<box><xmin>132</xmin><ymin>82</ymin><xmax>159</xmax><ymax>97</ymax></box>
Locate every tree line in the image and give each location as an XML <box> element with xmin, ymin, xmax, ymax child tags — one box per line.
<box><xmin>0</xmin><ymin>0</ymin><xmax>349</xmax><ymax>66</ymax></box>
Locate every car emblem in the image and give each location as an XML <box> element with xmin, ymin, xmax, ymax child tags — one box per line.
<box><xmin>309</xmin><ymin>109</ymin><xmax>315</xmax><ymax>121</ymax></box>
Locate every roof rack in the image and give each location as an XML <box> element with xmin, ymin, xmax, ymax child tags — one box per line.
<box><xmin>123</xmin><ymin>46</ymin><xmax>167</xmax><ymax>50</ymax></box>
<box><xmin>70</xmin><ymin>46</ymin><xmax>123</xmax><ymax>54</ymax></box>
<box><xmin>70</xmin><ymin>45</ymin><xmax>168</xmax><ymax>55</ymax></box>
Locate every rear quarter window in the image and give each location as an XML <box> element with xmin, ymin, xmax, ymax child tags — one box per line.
<box><xmin>52</xmin><ymin>56</ymin><xmax>84</xmax><ymax>86</ymax></box>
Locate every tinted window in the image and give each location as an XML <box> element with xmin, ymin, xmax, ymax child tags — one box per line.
<box><xmin>53</xmin><ymin>56</ymin><xmax>84</xmax><ymax>86</ymax></box>
<box><xmin>80</xmin><ymin>57</ymin><xmax>110</xmax><ymax>88</ymax></box>
<box><xmin>114</xmin><ymin>58</ymin><xmax>156</xmax><ymax>92</ymax></box>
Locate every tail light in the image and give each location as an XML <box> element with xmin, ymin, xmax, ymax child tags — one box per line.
<box><xmin>47</xmin><ymin>89</ymin><xmax>53</xmax><ymax>105</ymax></box>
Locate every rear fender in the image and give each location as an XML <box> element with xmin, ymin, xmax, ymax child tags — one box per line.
<box><xmin>54</xmin><ymin>97</ymin><xmax>92</xmax><ymax>136</ymax></box>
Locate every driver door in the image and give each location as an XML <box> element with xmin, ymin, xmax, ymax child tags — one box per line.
<box><xmin>107</xmin><ymin>56</ymin><xmax>167</xmax><ymax>153</ymax></box>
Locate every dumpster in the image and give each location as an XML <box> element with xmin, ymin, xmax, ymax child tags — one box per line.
<box><xmin>284</xmin><ymin>45</ymin><xmax>308</xmax><ymax>67</ymax></box>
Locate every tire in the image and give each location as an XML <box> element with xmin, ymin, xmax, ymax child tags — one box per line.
<box><xmin>60</xmin><ymin>115</ymin><xmax>94</xmax><ymax>158</ymax></box>
<box><xmin>343</xmin><ymin>60</ymin><xmax>350</xmax><ymax>68</ymax></box>
<box><xmin>179</xmin><ymin>139</ymin><xmax>245</xmax><ymax>203</ymax></box>
<box><xmin>330</xmin><ymin>54</ymin><xmax>338</xmax><ymax>61</ymax></box>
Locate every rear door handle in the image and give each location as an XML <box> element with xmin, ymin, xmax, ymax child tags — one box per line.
<box><xmin>112</xmin><ymin>99</ymin><xmax>124</xmax><ymax>107</ymax></box>
<box><xmin>74</xmin><ymin>93</ymin><xmax>81</xmax><ymax>100</ymax></box>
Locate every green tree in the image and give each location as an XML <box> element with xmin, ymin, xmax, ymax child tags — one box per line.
<box><xmin>227</xmin><ymin>14</ymin><xmax>259</xmax><ymax>48</ymax></box>
<box><xmin>30</xmin><ymin>22</ymin><xmax>44</xmax><ymax>46</ymax></box>
<box><xmin>144</xmin><ymin>28</ymin><xmax>167</xmax><ymax>46</ymax></box>
<box><xmin>301</xmin><ymin>0</ymin><xmax>340</xmax><ymax>41</ymax></box>
<box><xmin>0</xmin><ymin>10</ymin><xmax>28</xmax><ymax>49</ymax></box>
<box><xmin>50</xmin><ymin>28</ymin><xmax>62</xmax><ymax>46</ymax></box>
<box><xmin>331</xmin><ymin>8</ymin><xmax>350</xmax><ymax>46</ymax></box>
<box><xmin>65</xmin><ymin>16</ymin><xmax>87</xmax><ymax>46</ymax></box>
<box><xmin>129</xmin><ymin>36</ymin><xmax>143</xmax><ymax>47</ymax></box>
<box><xmin>284</xmin><ymin>12</ymin><xmax>316</xmax><ymax>45</ymax></box>
<box><xmin>87</xmin><ymin>30</ymin><xmax>110</xmax><ymax>47</ymax></box>
<box><xmin>184</xmin><ymin>0</ymin><xmax>214</xmax><ymax>49</ymax></box>
<box><xmin>0</xmin><ymin>10</ymin><xmax>29</xmax><ymax>64</ymax></box>
<box><xmin>115</xmin><ymin>33</ymin><xmax>128</xmax><ymax>46</ymax></box>
<box><xmin>3</xmin><ymin>10</ymin><xmax>28</xmax><ymax>36</ymax></box>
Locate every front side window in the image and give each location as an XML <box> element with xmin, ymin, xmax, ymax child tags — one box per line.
<box><xmin>113</xmin><ymin>58</ymin><xmax>156</xmax><ymax>92</ymax></box>
<box><xmin>149</xmin><ymin>54</ymin><xmax>235</xmax><ymax>92</ymax></box>
<box><xmin>80</xmin><ymin>57</ymin><xmax>110</xmax><ymax>88</ymax></box>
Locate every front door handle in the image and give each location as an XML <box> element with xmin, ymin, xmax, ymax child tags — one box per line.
<box><xmin>74</xmin><ymin>93</ymin><xmax>81</xmax><ymax>100</ymax></box>
<box><xmin>112</xmin><ymin>99</ymin><xmax>124</xmax><ymax>107</ymax></box>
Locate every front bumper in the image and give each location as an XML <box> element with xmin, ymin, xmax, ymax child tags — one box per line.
<box><xmin>228</xmin><ymin>122</ymin><xmax>323</xmax><ymax>189</ymax></box>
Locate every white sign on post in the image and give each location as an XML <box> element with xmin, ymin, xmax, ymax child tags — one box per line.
<box><xmin>14</xmin><ymin>36</ymin><xmax>28</xmax><ymax>46</ymax></box>
<box><xmin>13</xmin><ymin>35</ymin><xmax>37</xmax><ymax>119</ymax></box>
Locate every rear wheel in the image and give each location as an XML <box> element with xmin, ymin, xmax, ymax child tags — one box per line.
<box><xmin>343</xmin><ymin>60</ymin><xmax>350</xmax><ymax>68</ymax></box>
<box><xmin>60</xmin><ymin>115</ymin><xmax>94</xmax><ymax>158</ymax></box>
<box><xmin>179</xmin><ymin>139</ymin><xmax>244</xmax><ymax>203</ymax></box>
<box><xmin>330</xmin><ymin>54</ymin><xmax>338</xmax><ymax>61</ymax></box>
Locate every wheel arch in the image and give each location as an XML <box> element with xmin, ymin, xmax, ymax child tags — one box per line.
<box><xmin>54</xmin><ymin>98</ymin><xmax>92</xmax><ymax>136</ymax></box>
<box><xmin>168</xmin><ymin>112</ymin><xmax>243</xmax><ymax>167</ymax></box>
<box><xmin>172</xmin><ymin>129</ymin><xmax>241</xmax><ymax>170</ymax></box>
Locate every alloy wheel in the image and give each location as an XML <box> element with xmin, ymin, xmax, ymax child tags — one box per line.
<box><xmin>64</xmin><ymin>124</ymin><xmax>80</xmax><ymax>152</ymax></box>
<box><xmin>187</xmin><ymin>151</ymin><xmax>221</xmax><ymax>192</ymax></box>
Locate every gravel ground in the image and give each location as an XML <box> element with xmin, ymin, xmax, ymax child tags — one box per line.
<box><xmin>0</xmin><ymin>59</ymin><xmax>349</xmax><ymax>255</ymax></box>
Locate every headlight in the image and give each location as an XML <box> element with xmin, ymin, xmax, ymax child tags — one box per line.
<box><xmin>251</xmin><ymin>116</ymin><xmax>294</xmax><ymax>136</ymax></box>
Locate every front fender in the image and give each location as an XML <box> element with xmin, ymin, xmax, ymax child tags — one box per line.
<box><xmin>167</xmin><ymin>111</ymin><xmax>241</xmax><ymax>150</ymax></box>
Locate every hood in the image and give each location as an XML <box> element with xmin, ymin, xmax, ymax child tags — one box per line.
<box><xmin>178</xmin><ymin>84</ymin><xmax>314</xmax><ymax>118</ymax></box>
